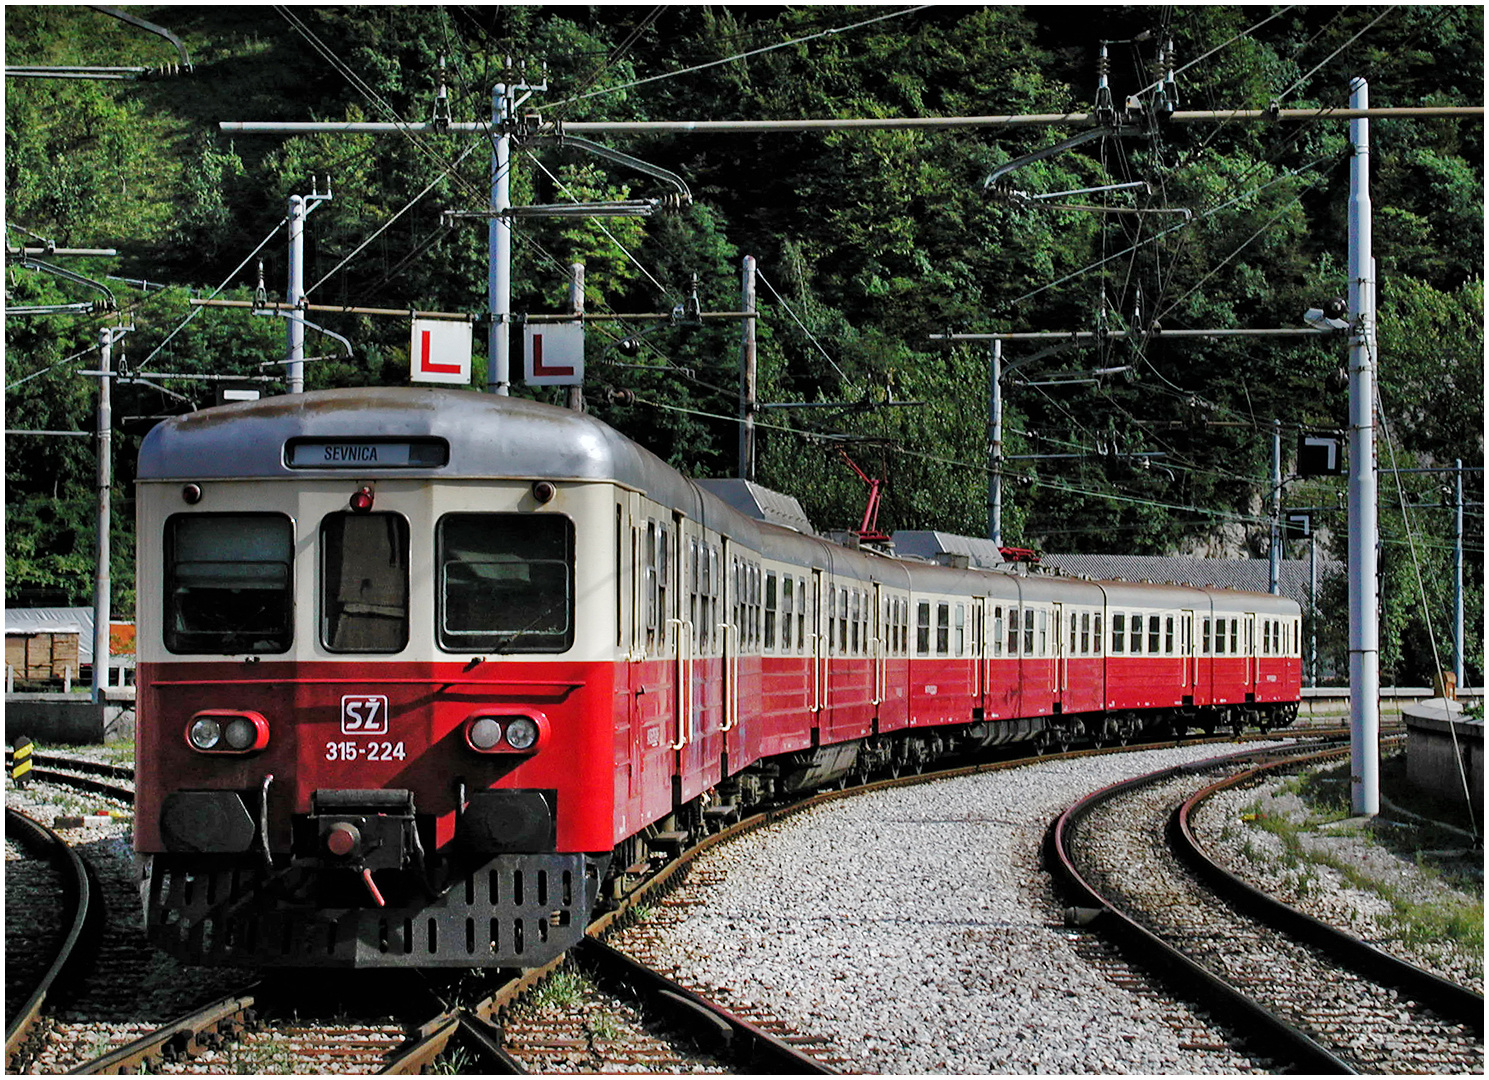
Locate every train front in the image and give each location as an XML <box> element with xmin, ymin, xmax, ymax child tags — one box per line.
<box><xmin>133</xmin><ymin>388</ymin><xmax>620</xmax><ymax>968</ymax></box>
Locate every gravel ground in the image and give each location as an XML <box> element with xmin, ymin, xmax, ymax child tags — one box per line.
<box><xmin>1193</xmin><ymin>767</ymin><xmax>1483</xmax><ymax>992</ymax></box>
<box><xmin>611</xmin><ymin>744</ymin><xmax>1290</xmax><ymax>1074</ymax></box>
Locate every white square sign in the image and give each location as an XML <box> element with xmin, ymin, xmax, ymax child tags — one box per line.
<box><xmin>410</xmin><ymin>319</ymin><xmax>472</xmax><ymax>384</ymax></box>
<box><xmin>524</xmin><ymin>323</ymin><xmax>585</xmax><ymax>386</ymax></box>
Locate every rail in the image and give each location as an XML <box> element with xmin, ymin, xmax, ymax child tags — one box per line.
<box><xmin>4</xmin><ymin>810</ymin><xmax>99</xmax><ymax>1071</ymax></box>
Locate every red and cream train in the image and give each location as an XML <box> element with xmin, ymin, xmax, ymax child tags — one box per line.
<box><xmin>134</xmin><ymin>387</ymin><xmax>1301</xmax><ymax>968</ymax></box>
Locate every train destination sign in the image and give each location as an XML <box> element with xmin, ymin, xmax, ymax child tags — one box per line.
<box><xmin>287</xmin><ymin>439</ymin><xmax>449</xmax><ymax>468</ymax></box>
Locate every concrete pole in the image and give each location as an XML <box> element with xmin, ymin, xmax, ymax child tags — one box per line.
<box><xmin>1454</xmin><ymin>458</ymin><xmax>1465</xmax><ymax>689</ymax></box>
<box><xmin>1270</xmin><ymin>419</ymin><xmax>1282</xmax><ymax>594</ymax></box>
<box><xmin>567</xmin><ymin>263</ymin><xmax>585</xmax><ymax>412</ymax></box>
<box><xmin>92</xmin><ymin>327</ymin><xmax>113</xmax><ymax>705</ymax></box>
<box><xmin>988</xmin><ymin>339</ymin><xmax>1003</xmax><ymax>547</ymax></box>
<box><xmin>739</xmin><ymin>255</ymin><xmax>757</xmax><ymax>481</ymax></box>
<box><xmin>286</xmin><ymin>194</ymin><xmax>305</xmax><ymax>394</ymax></box>
<box><xmin>1347</xmin><ymin>77</ymin><xmax>1380</xmax><ymax>817</ymax></box>
<box><xmin>488</xmin><ymin>83</ymin><xmax>512</xmax><ymax>395</ymax></box>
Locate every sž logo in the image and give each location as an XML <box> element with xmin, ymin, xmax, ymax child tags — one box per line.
<box><xmin>341</xmin><ymin>694</ymin><xmax>390</xmax><ymax>735</ymax></box>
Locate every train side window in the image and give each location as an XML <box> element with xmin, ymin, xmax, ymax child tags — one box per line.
<box><xmin>643</xmin><ymin>523</ymin><xmax>658</xmax><ymax>650</ymax></box>
<box><xmin>1148</xmin><ymin>615</ymin><xmax>1161</xmax><ymax>655</ymax></box>
<box><xmin>437</xmin><ymin>513</ymin><xmax>573</xmax><ymax>653</ymax></box>
<box><xmin>1202</xmin><ymin>617</ymin><xmax>1211</xmax><ymax>654</ymax></box>
<box><xmin>1165</xmin><ymin>616</ymin><xmax>1175</xmax><ymax>654</ymax></box>
<box><xmin>1093</xmin><ymin>613</ymin><xmax>1103</xmax><ymax>655</ymax></box>
<box><xmin>781</xmin><ymin>575</ymin><xmax>793</xmax><ymax>651</ymax></box>
<box><xmin>838</xmin><ymin>587</ymin><xmax>849</xmax><ymax>655</ymax></box>
<box><xmin>850</xmin><ymin>590</ymin><xmax>861</xmax><ymax>655</ymax></box>
<box><xmin>322</xmin><ymin>512</ymin><xmax>410</xmax><ymax>653</ymax></box>
<box><xmin>916</xmin><ymin>600</ymin><xmax>930</xmax><ymax>655</ymax></box>
<box><xmin>992</xmin><ymin>606</ymin><xmax>1004</xmax><ymax>657</ymax></box>
<box><xmin>165</xmin><ymin>512</ymin><xmax>294</xmax><ymax>655</ymax></box>
<box><xmin>1230</xmin><ymin>618</ymin><xmax>1240</xmax><ymax>654</ymax></box>
<box><xmin>765</xmin><ymin>571</ymin><xmax>778</xmax><ymax>651</ymax></box>
<box><xmin>1112</xmin><ymin>613</ymin><xmax>1125</xmax><ymax>654</ymax></box>
<box><xmin>657</xmin><ymin>526</ymin><xmax>670</xmax><ymax>649</ymax></box>
<box><xmin>1081</xmin><ymin>612</ymin><xmax>1091</xmax><ymax>654</ymax></box>
<box><xmin>708</xmin><ymin>546</ymin><xmax>720</xmax><ymax>654</ymax></box>
<box><xmin>1069</xmin><ymin>612</ymin><xmax>1077</xmax><ymax>655</ymax></box>
<box><xmin>797</xmin><ymin>577</ymin><xmax>807</xmax><ymax>653</ymax></box>
<box><xmin>689</xmin><ymin>539</ymin><xmax>701</xmax><ymax>650</ymax></box>
<box><xmin>1129</xmin><ymin>612</ymin><xmax>1143</xmax><ymax>654</ymax></box>
<box><xmin>935</xmin><ymin>602</ymin><xmax>950</xmax><ymax>655</ymax></box>
<box><xmin>1023</xmin><ymin>608</ymin><xmax>1035</xmax><ymax>655</ymax></box>
<box><xmin>955</xmin><ymin>604</ymin><xmax>966</xmax><ymax>656</ymax></box>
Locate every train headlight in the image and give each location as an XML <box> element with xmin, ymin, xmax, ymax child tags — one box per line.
<box><xmin>189</xmin><ymin>717</ymin><xmax>222</xmax><ymax>750</ymax></box>
<box><xmin>464</xmin><ymin>711</ymin><xmax>547</xmax><ymax>754</ymax></box>
<box><xmin>468</xmin><ymin>717</ymin><xmax>504</xmax><ymax>751</ymax></box>
<box><xmin>504</xmin><ymin>716</ymin><xmax>540</xmax><ymax>750</ymax></box>
<box><xmin>185</xmin><ymin>710</ymin><xmax>270</xmax><ymax>754</ymax></box>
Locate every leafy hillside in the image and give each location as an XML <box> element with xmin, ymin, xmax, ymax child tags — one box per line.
<box><xmin>4</xmin><ymin>5</ymin><xmax>1482</xmax><ymax>684</ymax></box>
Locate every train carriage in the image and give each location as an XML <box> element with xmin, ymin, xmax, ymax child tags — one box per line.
<box><xmin>133</xmin><ymin>387</ymin><xmax>1301</xmax><ymax>969</ymax></box>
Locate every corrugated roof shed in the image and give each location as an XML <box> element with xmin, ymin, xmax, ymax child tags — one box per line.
<box><xmin>6</xmin><ymin>607</ymin><xmax>94</xmax><ymax>663</ymax></box>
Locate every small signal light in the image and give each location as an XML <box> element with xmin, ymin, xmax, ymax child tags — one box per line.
<box><xmin>181</xmin><ymin>483</ymin><xmax>203</xmax><ymax>505</ymax></box>
<box><xmin>350</xmin><ymin>486</ymin><xmax>375</xmax><ymax>513</ymax></box>
<box><xmin>532</xmin><ymin>481</ymin><xmax>556</xmax><ymax>504</ymax></box>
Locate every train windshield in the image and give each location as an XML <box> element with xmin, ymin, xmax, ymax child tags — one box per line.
<box><xmin>164</xmin><ymin>513</ymin><xmax>293</xmax><ymax>654</ymax></box>
<box><xmin>437</xmin><ymin>513</ymin><xmax>574</xmax><ymax>653</ymax></box>
<box><xmin>321</xmin><ymin>512</ymin><xmax>410</xmax><ymax>653</ymax></box>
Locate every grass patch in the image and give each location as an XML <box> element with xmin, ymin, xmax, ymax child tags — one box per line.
<box><xmin>1233</xmin><ymin>754</ymin><xmax>1483</xmax><ymax>965</ymax></box>
<box><xmin>529</xmin><ymin>967</ymin><xmax>590</xmax><ymax>1011</ymax></box>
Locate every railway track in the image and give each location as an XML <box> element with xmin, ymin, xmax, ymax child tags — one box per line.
<box><xmin>1048</xmin><ymin>744</ymin><xmax>1484</xmax><ymax>1074</ymax></box>
<box><xmin>3</xmin><ymin>808</ymin><xmax>99</xmax><ymax>1070</ymax></box>
<box><xmin>8</xmin><ymin>727</ymin><xmax>1400</xmax><ymax>1073</ymax></box>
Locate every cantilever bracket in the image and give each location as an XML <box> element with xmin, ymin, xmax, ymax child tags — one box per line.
<box><xmin>521</xmin><ymin>132</ymin><xmax>692</xmax><ymax>205</ymax></box>
<box><xmin>983</xmin><ymin>123</ymin><xmax>1149</xmax><ymax>190</ymax></box>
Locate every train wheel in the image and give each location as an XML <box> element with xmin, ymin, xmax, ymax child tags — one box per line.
<box><xmin>1033</xmin><ymin>731</ymin><xmax>1052</xmax><ymax>756</ymax></box>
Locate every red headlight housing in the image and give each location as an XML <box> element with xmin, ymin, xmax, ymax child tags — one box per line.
<box><xmin>186</xmin><ymin>710</ymin><xmax>270</xmax><ymax>754</ymax></box>
<box><xmin>464</xmin><ymin>711</ymin><xmax>548</xmax><ymax>754</ymax></box>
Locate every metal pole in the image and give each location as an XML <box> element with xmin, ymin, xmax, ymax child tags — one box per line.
<box><xmin>567</xmin><ymin>263</ymin><xmax>585</xmax><ymax>412</ymax></box>
<box><xmin>739</xmin><ymin>255</ymin><xmax>757</xmax><ymax>481</ymax></box>
<box><xmin>92</xmin><ymin>328</ymin><xmax>112</xmax><ymax>705</ymax></box>
<box><xmin>488</xmin><ymin>83</ymin><xmax>512</xmax><ymax>395</ymax></box>
<box><xmin>1309</xmin><ymin>530</ymin><xmax>1318</xmax><ymax>688</ymax></box>
<box><xmin>286</xmin><ymin>194</ymin><xmax>305</xmax><ymax>394</ymax></box>
<box><xmin>1455</xmin><ymin>458</ymin><xmax>1465</xmax><ymax>689</ymax></box>
<box><xmin>989</xmin><ymin>340</ymin><xmax>1003</xmax><ymax>547</ymax></box>
<box><xmin>1270</xmin><ymin>419</ymin><xmax>1282</xmax><ymax>595</ymax></box>
<box><xmin>1347</xmin><ymin>77</ymin><xmax>1379</xmax><ymax>817</ymax></box>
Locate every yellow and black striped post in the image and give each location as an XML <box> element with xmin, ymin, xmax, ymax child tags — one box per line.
<box><xmin>11</xmin><ymin>736</ymin><xmax>33</xmax><ymax>787</ymax></box>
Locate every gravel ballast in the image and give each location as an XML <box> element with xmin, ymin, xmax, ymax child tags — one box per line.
<box><xmin>612</xmin><ymin>744</ymin><xmax>1285</xmax><ymax>1074</ymax></box>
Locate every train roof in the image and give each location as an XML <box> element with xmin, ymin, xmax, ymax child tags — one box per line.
<box><xmin>136</xmin><ymin>387</ymin><xmax>697</xmax><ymax>502</ymax></box>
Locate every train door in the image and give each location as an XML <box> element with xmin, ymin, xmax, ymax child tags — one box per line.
<box><xmin>811</xmin><ymin>569</ymin><xmax>826</xmax><ymax>719</ymax></box>
<box><xmin>972</xmin><ymin>596</ymin><xmax>986</xmax><ymax>713</ymax></box>
<box><xmin>1242</xmin><ymin>612</ymin><xmax>1258</xmax><ymax>699</ymax></box>
<box><xmin>631</xmin><ymin>515</ymin><xmax>675</xmax><ymax>828</ymax></box>
<box><xmin>1050</xmin><ymin>602</ymin><xmax>1065</xmax><ymax>714</ymax></box>
<box><xmin>675</xmin><ymin>521</ymin><xmax>725</xmax><ymax>806</ymax></box>
<box><xmin>719</xmin><ymin>539</ymin><xmax>740</xmax><ymax>774</ymax></box>
<box><xmin>872</xmin><ymin>582</ymin><xmax>886</xmax><ymax>719</ymax></box>
<box><xmin>1180</xmin><ymin>609</ymin><xmax>1197</xmax><ymax>703</ymax></box>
